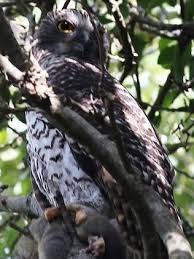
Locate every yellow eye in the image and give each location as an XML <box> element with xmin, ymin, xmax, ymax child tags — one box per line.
<box><xmin>57</xmin><ymin>20</ymin><xmax>75</xmax><ymax>33</ymax></box>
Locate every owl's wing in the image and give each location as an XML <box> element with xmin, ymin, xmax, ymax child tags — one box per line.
<box><xmin>43</xmin><ymin>57</ymin><xmax>180</xmax><ymax>249</ymax></box>
<box><xmin>52</xmin><ymin>59</ymin><xmax>178</xmax><ymax>211</ymax></box>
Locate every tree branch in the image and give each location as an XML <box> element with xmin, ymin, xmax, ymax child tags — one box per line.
<box><xmin>167</xmin><ymin>142</ymin><xmax>194</xmax><ymax>154</ymax></box>
<box><xmin>103</xmin><ymin>0</ymin><xmax>137</xmax><ymax>83</ymax></box>
<box><xmin>0</xmin><ymin>7</ymin><xmax>25</xmax><ymax>70</ymax></box>
<box><xmin>129</xmin><ymin>4</ymin><xmax>194</xmax><ymax>40</ymax></box>
<box><xmin>0</xmin><ymin>194</ymin><xmax>40</xmax><ymax>218</ymax></box>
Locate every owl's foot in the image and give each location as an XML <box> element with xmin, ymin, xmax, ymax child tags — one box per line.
<box><xmin>44</xmin><ymin>207</ymin><xmax>61</xmax><ymax>222</ymax></box>
<box><xmin>44</xmin><ymin>204</ymin><xmax>89</xmax><ymax>223</ymax></box>
<box><xmin>86</xmin><ymin>236</ymin><xmax>105</xmax><ymax>257</ymax></box>
<box><xmin>66</xmin><ymin>203</ymin><xmax>88</xmax><ymax>225</ymax></box>
<box><xmin>66</xmin><ymin>204</ymin><xmax>106</xmax><ymax>257</ymax></box>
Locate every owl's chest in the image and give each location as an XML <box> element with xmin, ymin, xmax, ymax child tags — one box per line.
<box><xmin>26</xmin><ymin>110</ymin><xmax>106</xmax><ymax>211</ymax></box>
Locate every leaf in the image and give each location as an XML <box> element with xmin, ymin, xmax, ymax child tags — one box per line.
<box><xmin>120</xmin><ymin>0</ymin><xmax>130</xmax><ymax>19</ymax></box>
<box><xmin>159</xmin><ymin>38</ymin><xmax>177</xmax><ymax>51</ymax></box>
<box><xmin>173</xmin><ymin>43</ymin><xmax>191</xmax><ymax>80</ymax></box>
<box><xmin>189</xmin><ymin>99</ymin><xmax>194</xmax><ymax>110</ymax></box>
<box><xmin>137</xmin><ymin>0</ymin><xmax>166</xmax><ymax>10</ymax></box>
<box><xmin>184</xmin><ymin>0</ymin><xmax>194</xmax><ymax>19</ymax></box>
<box><xmin>0</xmin><ymin>129</ymin><xmax>8</xmax><ymax>145</ymax></box>
<box><xmin>133</xmin><ymin>33</ymin><xmax>152</xmax><ymax>59</ymax></box>
<box><xmin>189</xmin><ymin>57</ymin><xmax>194</xmax><ymax>80</ymax></box>
<box><xmin>152</xmin><ymin>112</ymin><xmax>162</xmax><ymax>127</ymax></box>
<box><xmin>162</xmin><ymin>88</ymin><xmax>179</xmax><ymax>106</ymax></box>
<box><xmin>167</xmin><ymin>0</ymin><xmax>177</xmax><ymax>6</ymax></box>
<box><xmin>158</xmin><ymin>45</ymin><xmax>177</xmax><ymax>69</ymax></box>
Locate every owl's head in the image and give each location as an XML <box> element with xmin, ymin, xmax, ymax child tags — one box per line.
<box><xmin>34</xmin><ymin>9</ymin><xmax>109</xmax><ymax>65</ymax></box>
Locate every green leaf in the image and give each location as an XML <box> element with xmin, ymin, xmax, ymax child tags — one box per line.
<box><xmin>152</xmin><ymin>112</ymin><xmax>162</xmax><ymax>127</ymax></box>
<box><xmin>0</xmin><ymin>130</ymin><xmax>8</xmax><ymax>145</ymax></box>
<box><xmin>167</xmin><ymin>0</ymin><xmax>177</xmax><ymax>6</ymax></box>
<box><xmin>189</xmin><ymin>57</ymin><xmax>194</xmax><ymax>80</ymax></box>
<box><xmin>173</xmin><ymin>43</ymin><xmax>191</xmax><ymax>80</ymax></box>
<box><xmin>137</xmin><ymin>0</ymin><xmax>166</xmax><ymax>10</ymax></box>
<box><xmin>184</xmin><ymin>0</ymin><xmax>194</xmax><ymax>19</ymax></box>
<box><xmin>163</xmin><ymin>88</ymin><xmax>179</xmax><ymax>107</ymax></box>
<box><xmin>158</xmin><ymin>45</ymin><xmax>177</xmax><ymax>69</ymax></box>
<box><xmin>132</xmin><ymin>34</ymin><xmax>148</xmax><ymax>59</ymax></box>
<box><xmin>120</xmin><ymin>0</ymin><xmax>130</xmax><ymax>19</ymax></box>
<box><xmin>159</xmin><ymin>38</ymin><xmax>177</xmax><ymax>51</ymax></box>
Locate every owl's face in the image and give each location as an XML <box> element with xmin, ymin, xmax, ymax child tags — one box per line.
<box><xmin>34</xmin><ymin>9</ymin><xmax>109</xmax><ymax>64</ymax></box>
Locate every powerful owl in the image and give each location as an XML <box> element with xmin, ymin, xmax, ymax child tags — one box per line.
<box><xmin>26</xmin><ymin>9</ymin><xmax>180</xmax><ymax>252</ymax></box>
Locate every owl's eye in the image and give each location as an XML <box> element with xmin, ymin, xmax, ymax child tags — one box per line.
<box><xmin>57</xmin><ymin>20</ymin><xmax>75</xmax><ymax>33</ymax></box>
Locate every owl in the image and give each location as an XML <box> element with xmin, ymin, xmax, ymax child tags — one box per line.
<box><xmin>26</xmin><ymin>9</ymin><xmax>180</xmax><ymax>252</ymax></box>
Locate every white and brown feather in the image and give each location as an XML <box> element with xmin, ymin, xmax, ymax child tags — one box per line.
<box><xmin>26</xmin><ymin>110</ymin><xmax>109</xmax><ymax>213</ymax></box>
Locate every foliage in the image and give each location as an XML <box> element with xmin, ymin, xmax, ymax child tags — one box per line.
<box><xmin>0</xmin><ymin>0</ymin><xmax>194</xmax><ymax>257</ymax></box>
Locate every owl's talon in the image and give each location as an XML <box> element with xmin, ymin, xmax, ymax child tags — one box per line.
<box><xmin>44</xmin><ymin>207</ymin><xmax>61</xmax><ymax>222</ymax></box>
<box><xmin>66</xmin><ymin>204</ymin><xmax>88</xmax><ymax>225</ymax></box>
<box><xmin>86</xmin><ymin>236</ymin><xmax>105</xmax><ymax>257</ymax></box>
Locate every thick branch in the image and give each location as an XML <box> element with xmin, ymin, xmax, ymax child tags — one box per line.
<box><xmin>0</xmin><ymin>194</ymin><xmax>40</xmax><ymax>218</ymax></box>
<box><xmin>0</xmin><ymin>7</ymin><xmax>25</xmax><ymax>69</ymax></box>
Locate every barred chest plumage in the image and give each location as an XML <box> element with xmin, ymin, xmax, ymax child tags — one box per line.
<box><xmin>26</xmin><ymin>110</ymin><xmax>108</xmax><ymax>212</ymax></box>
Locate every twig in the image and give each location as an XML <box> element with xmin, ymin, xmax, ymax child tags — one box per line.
<box><xmin>141</xmin><ymin>101</ymin><xmax>194</xmax><ymax>113</ymax></box>
<box><xmin>129</xmin><ymin>5</ymin><xmax>194</xmax><ymax>34</ymax></box>
<box><xmin>173</xmin><ymin>77</ymin><xmax>194</xmax><ymax>91</ymax></box>
<box><xmin>138</xmin><ymin>23</ymin><xmax>179</xmax><ymax>39</ymax></box>
<box><xmin>9</xmin><ymin>221</ymin><xmax>32</xmax><ymax>237</ymax></box>
<box><xmin>175</xmin><ymin>167</ymin><xmax>194</xmax><ymax>180</ymax></box>
<box><xmin>101</xmin><ymin>0</ymin><xmax>141</xmax><ymax>187</ymax></box>
<box><xmin>8</xmin><ymin>125</ymin><xmax>26</xmax><ymax>138</ymax></box>
<box><xmin>167</xmin><ymin>141</ymin><xmax>194</xmax><ymax>154</ymax></box>
<box><xmin>103</xmin><ymin>0</ymin><xmax>137</xmax><ymax>81</ymax></box>
<box><xmin>62</xmin><ymin>0</ymin><xmax>72</xmax><ymax>9</ymax></box>
<box><xmin>148</xmin><ymin>72</ymin><xmax>173</xmax><ymax>121</ymax></box>
<box><xmin>0</xmin><ymin>106</ymin><xmax>26</xmax><ymax>114</ymax></box>
<box><xmin>85</xmin><ymin>9</ymin><xmax>105</xmax><ymax>87</ymax></box>
<box><xmin>132</xmin><ymin>66</ymin><xmax>141</xmax><ymax>102</ymax></box>
<box><xmin>0</xmin><ymin>215</ymin><xmax>16</xmax><ymax>232</ymax></box>
<box><xmin>0</xmin><ymin>0</ymin><xmax>35</xmax><ymax>8</ymax></box>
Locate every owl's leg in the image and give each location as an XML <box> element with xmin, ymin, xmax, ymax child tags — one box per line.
<box><xmin>44</xmin><ymin>191</ymin><xmax>66</xmax><ymax>222</ymax></box>
<box><xmin>44</xmin><ymin>207</ymin><xmax>62</xmax><ymax>221</ymax></box>
<box><xmin>65</xmin><ymin>203</ymin><xmax>88</xmax><ymax>225</ymax></box>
